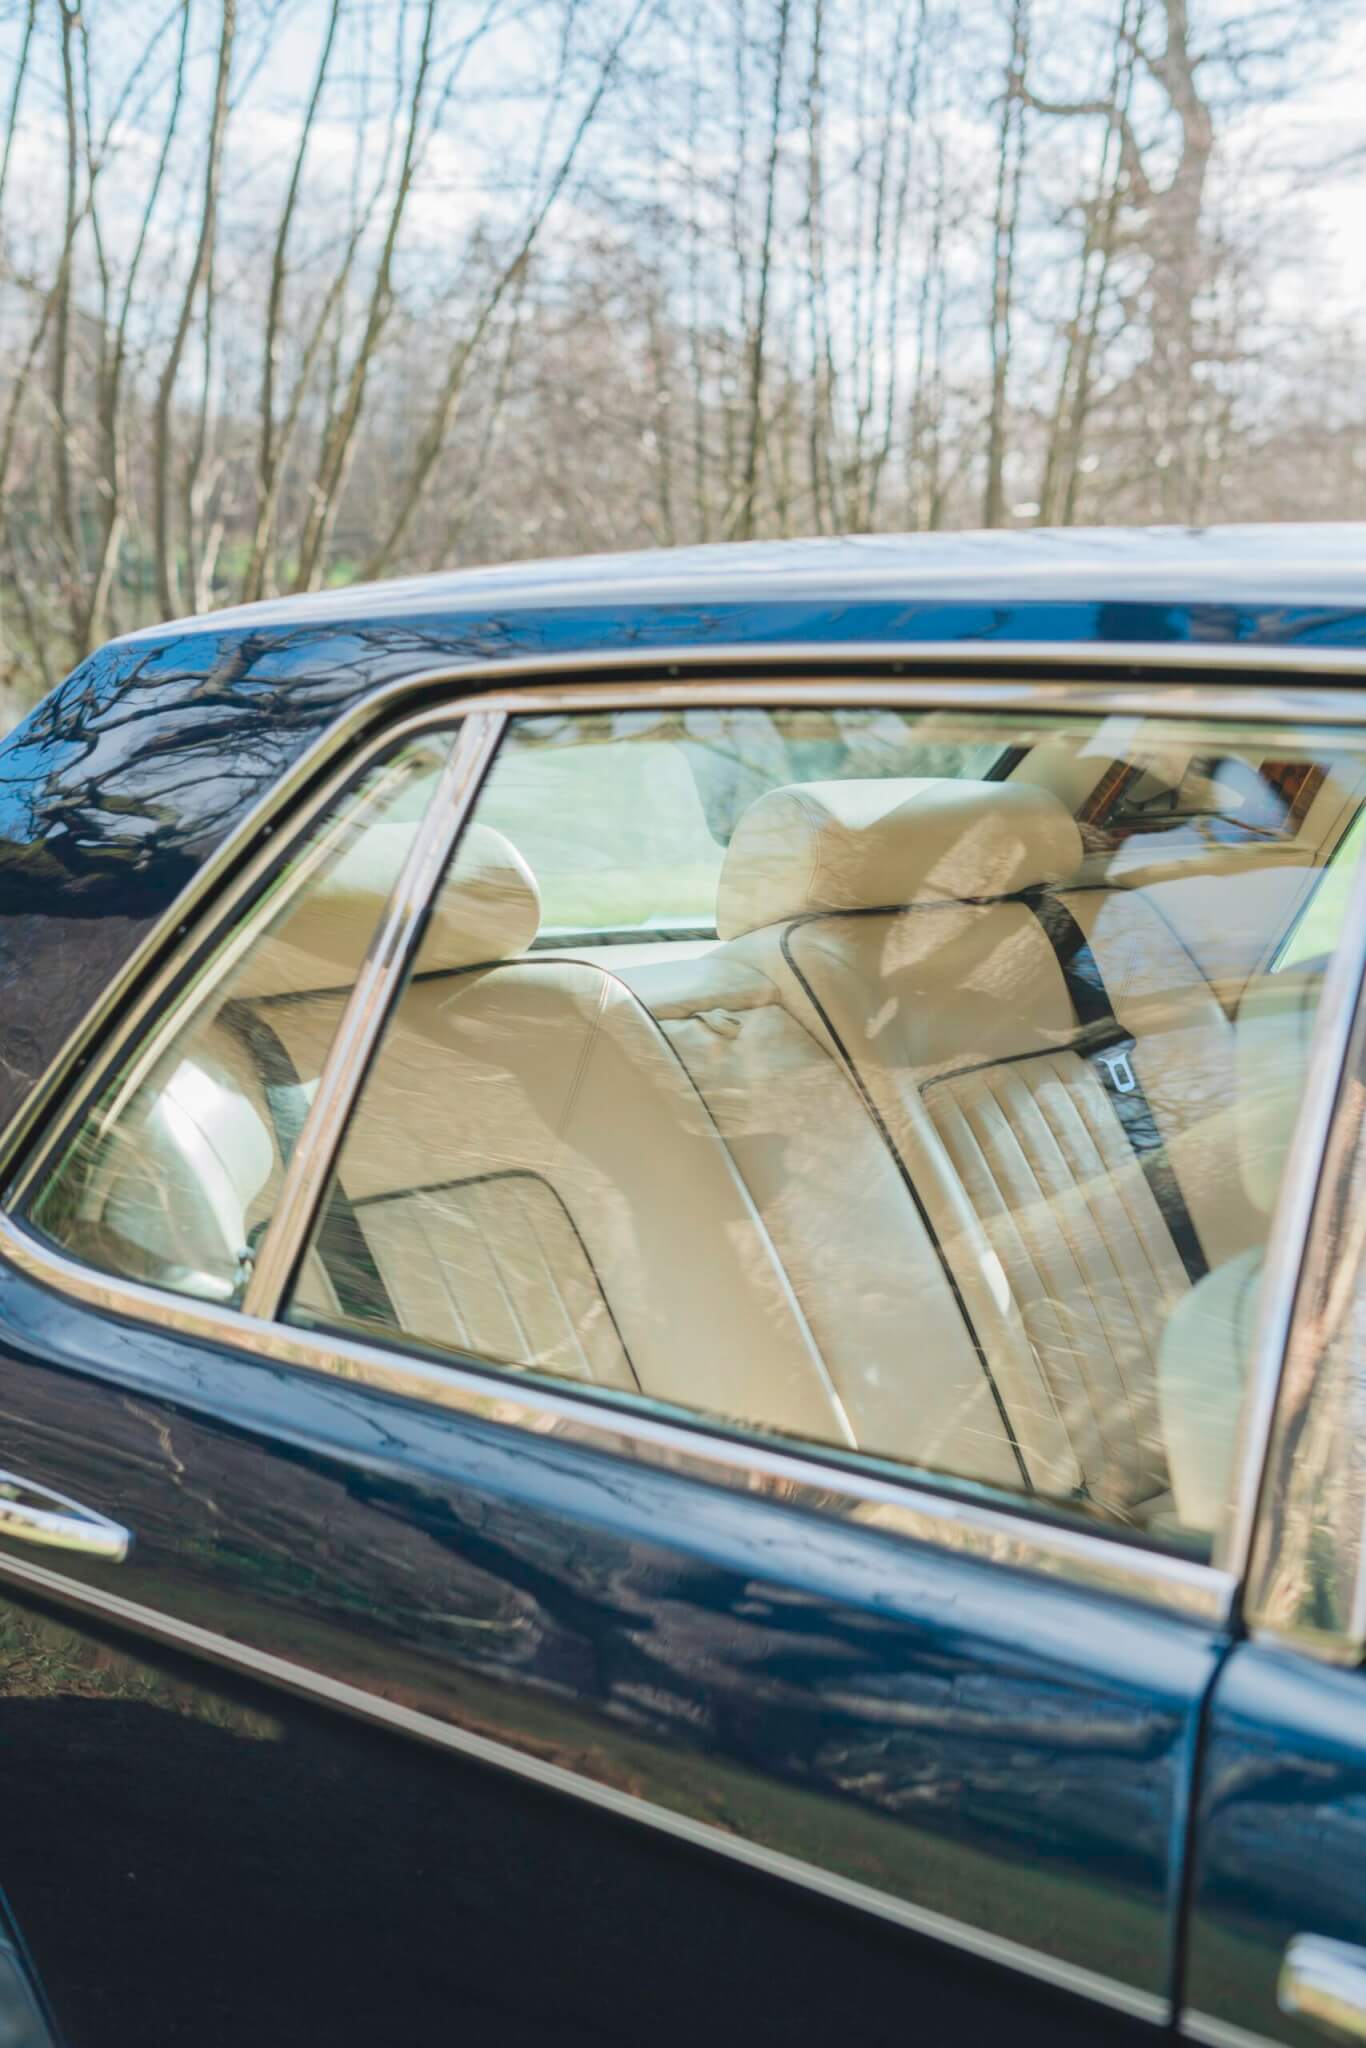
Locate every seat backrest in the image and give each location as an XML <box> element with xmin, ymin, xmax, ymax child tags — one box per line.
<box><xmin>617</xmin><ymin>946</ymin><xmax>1032</xmax><ymax>1492</ymax></box>
<box><xmin>283</xmin><ymin>830</ymin><xmax>853</xmax><ymax>1445</ymax></box>
<box><xmin>708</xmin><ymin>776</ymin><xmax>1245</xmax><ymax>1520</ymax></box>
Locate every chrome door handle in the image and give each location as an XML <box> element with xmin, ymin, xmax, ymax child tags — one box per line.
<box><xmin>0</xmin><ymin>1471</ymin><xmax>131</xmax><ymax>1563</ymax></box>
<box><xmin>1281</xmin><ymin>1936</ymin><xmax>1366</xmax><ymax>2040</ymax></box>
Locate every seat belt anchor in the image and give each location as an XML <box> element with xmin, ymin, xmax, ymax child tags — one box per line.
<box><xmin>1097</xmin><ymin>1046</ymin><xmax>1138</xmax><ymax>1095</ymax></box>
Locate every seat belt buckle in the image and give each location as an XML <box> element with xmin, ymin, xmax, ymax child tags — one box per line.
<box><xmin>1096</xmin><ymin>1046</ymin><xmax>1138</xmax><ymax>1095</ymax></box>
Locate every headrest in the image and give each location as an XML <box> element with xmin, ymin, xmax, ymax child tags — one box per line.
<box><xmin>423</xmin><ymin>822</ymin><xmax>541</xmax><ymax>970</ymax></box>
<box><xmin>1232</xmin><ymin>966</ymin><xmax>1321</xmax><ymax>1215</ymax></box>
<box><xmin>237</xmin><ymin>820</ymin><xmax>539</xmax><ymax>997</ymax></box>
<box><xmin>716</xmin><ymin>778</ymin><xmax>1083</xmax><ymax>939</ymax></box>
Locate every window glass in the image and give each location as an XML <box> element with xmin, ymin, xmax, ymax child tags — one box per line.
<box><xmin>1081</xmin><ymin>748</ymin><xmax>1358</xmax><ymax>853</ymax></box>
<box><xmin>28</xmin><ymin>698</ymin><xmax>1362</xmax><ymax>1563</ymax></box>
<box><xmin>282</xmin><ymin>705</ymin><xmax>1366</xmax><ymax>1560</ymax></box>
<box><xmin>26</xmin><ymin>734</ymin><xmax>454</xmax><ymax>1305</ymax></box>
<box><xmin>1276</xmin><ymin>804</ymin><xmax>1366</xmax><ymax>971</ymax></box>
<box><xmin>477</xmin><ymin>710</ymin><xmax>1002</xmax><ymax>941</ymax></box>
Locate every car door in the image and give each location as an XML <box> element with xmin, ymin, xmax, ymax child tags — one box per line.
<box><xmin>0</xmin><ymin>664</ymin><xmax>1357</xmax><ymax>2048</ymax></box>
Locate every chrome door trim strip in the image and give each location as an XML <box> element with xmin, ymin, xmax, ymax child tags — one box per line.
<box><xmin>0</xmin><ymin>1207</ymin><xmax>1234</xmax><ymax>1624</ymax></box>
<box><xmin>242</xmin><ymin>712</ymin><xmax>506</xmax><ymax>1317</ymax></box>
<box><xmin>1182</xmin><ymin>2013</ymin><xmax>1281</xmax><ymax>2048</ymax></box>
<box><xmin>0</xmin><ymin>1542</ymin><xmax>1170</xmax><ymax>2028</ymax></box>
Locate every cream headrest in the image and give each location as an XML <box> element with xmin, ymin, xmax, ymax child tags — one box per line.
<box><xmin>1233</xmin><ymin>966</ymin><xmax>1321</xmax><ymax>1215</ymax></box>
<box><xmin>422</xmin><ymin>822</ymin><xmax>542</xmax><ymax>969</ymax></box>
<box><xmin>716</xmin><ymin>778</ymin><xmax>1083</xmax><ymax>939</ymax></box>
<box><xmin>240</xmin><ymin>821</ymin><xmax>540</xmax><ymax>996</ymax></box>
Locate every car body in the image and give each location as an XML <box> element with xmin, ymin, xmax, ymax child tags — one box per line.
<box><xmin>0</xmin><ymin>523</ymin><xmax>1363</xmax><ymax>2047</ymax></box>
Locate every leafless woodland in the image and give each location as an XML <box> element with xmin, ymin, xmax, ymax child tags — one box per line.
<box><xmin>0</xmin><ymin>0</ymin><xmax>1362</xmax><ymax>723</ymax></box>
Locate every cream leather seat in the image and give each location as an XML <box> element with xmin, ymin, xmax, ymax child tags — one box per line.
<box><xmin>689</xmin><ymin>777</ymin><xmax>1246</xmax><ymax>1521</ymax></box>
<box><xmin>617</xmin><ymin>947</ymin><xmax>1033</xmax><ymax>1490</ymax></box>
<box><xmin>283</xmin><ymin>826</ymin><xmax>856</xmax><ymax>1444</ymax></box>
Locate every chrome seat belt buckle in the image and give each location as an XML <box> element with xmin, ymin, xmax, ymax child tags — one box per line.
<box><xmin>1096</xmin><ymin>1046</ymin><xmax>1138</xmax><ymax>1094</ymax></box>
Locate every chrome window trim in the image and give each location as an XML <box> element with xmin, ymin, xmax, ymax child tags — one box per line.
<box><xmin>0</xmin><ymin>1543</ymin><xmax>1170</xmax><ymax>2030</ymax></box>
<box><xmin>0</xmin><ymin>1202</ymin><xmax>1232</xmax><ymax>1623</ymax></box>
<box><xmin>242</xmin><ymin>712</ymin><xmax>506</xmax><ymax>1316</ymax></box>
<box><xmin>4</xmin><ymin>649</ymin><xmax>1365</xmax><ymax>1631</ymax></box>
<box><xmin>1182</xmin><ymin>2014</ymin><xmax>1282</xmax><ymax>2048</ymax></box>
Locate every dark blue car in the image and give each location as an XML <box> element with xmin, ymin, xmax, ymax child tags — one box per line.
<box><xmin>0</xmin><ymin>525</ymin><xmax>1363</xmax><ymax>2047</ymax></box>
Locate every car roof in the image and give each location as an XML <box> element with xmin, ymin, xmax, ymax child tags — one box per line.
<box><xmin>122</xmin><ymin>523</ymin><xmax>1366</xmax><ymax>642</ymax></box>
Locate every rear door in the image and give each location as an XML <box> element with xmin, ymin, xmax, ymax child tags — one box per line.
<box><xmin>0</xmin><ymin>667</ymin><xmax>1357</xmax><ymax>2046</ymax></box>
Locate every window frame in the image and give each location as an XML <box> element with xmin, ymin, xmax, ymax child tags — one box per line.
<box><xmin>5</xmin><ymin>648</ymin><xmax>1366</xmax><ymax>1639</ymax></box>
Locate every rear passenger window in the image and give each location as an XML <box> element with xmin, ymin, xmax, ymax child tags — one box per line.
<box><xmin>26</xmin><ymin>734</ymin><xmax>455</xmax><ymax>1305</ymax></box>
<box><xmin>282</xmin><ymin>707</ymin><xmax>1366</xmax><ymax>1561</ymax></box>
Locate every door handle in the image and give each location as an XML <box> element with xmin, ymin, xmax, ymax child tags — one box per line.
<box><xmin>0</xmin><ymin>1471</ymin><xmax>131</xmax><ymax>1563</ymax></box>
<box><xmin>1281</xmin><ymin>1935</ymin><xmax>1366</xmax><ymax>2041</ymax></box>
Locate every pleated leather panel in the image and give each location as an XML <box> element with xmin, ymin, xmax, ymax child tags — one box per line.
<box><xmin>925</xmin><ymin>1049</ymin><xmax>1186</xmax><ymax>1514</ymax></box>
<box><xmin>358</xmin><ymin>1173</ymin><xmax>637</xmax><ymax>1392</ymax></box>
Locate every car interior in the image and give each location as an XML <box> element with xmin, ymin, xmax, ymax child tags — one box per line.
<box><xmin>30</xmin><ymin>707</ymin><xmax>1365</xmax><ymax>1559</ymax></box>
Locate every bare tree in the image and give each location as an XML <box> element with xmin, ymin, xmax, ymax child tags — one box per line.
<box><xmin>0</xmin><ymin>0</ymin><xmax>1361</xmax><ymax>720</ymax></box>
<box><xmin>152</xmin><ymin>0</ymin><xmax>236</xmax><ymax>619</ymax></box>
<box><xmin>984</xmin><ymin>0</ymin><xmax>1029</xmax><ymax>528</ymax></box>
<box><xmin>734</xmin><ymin>0</ymin><xmax>790</xmax><ymax>541</ymax></box>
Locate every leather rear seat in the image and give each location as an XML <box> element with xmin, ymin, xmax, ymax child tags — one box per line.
<box><xmin>218</xmin><ymin>785</ymin><xmax>1255</xmax><ymax>1527</ymax></box>
<box><xmin>630</xmin><ymin>777</ymin><xmax>1248</xmax><ymax>1522</ymax></box>
<box><xmin>281</xmin><ymin>826</ymin><xmax>862</xmax><ymax>1446</ymax></box>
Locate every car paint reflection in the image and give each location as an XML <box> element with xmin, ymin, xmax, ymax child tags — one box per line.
<box><xmin>0</xmin><ymin>1253</ymin><xmax>1217</xmax><ymax>1997</ymax></box>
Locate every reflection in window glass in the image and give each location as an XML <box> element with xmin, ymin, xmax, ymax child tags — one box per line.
<box><xmin>1277</xmin><ymin>805</ymin><xmax>1366</xmax><ymax>970</ymax></box>
<box><xmin>284</xmin><ymin>706</ymin><xmax>1366</xmax><ymax>1561</ymax></box>
<box><xmin>27</xmin><ymin>735</ymin><xmax>454</xmax><ymax>1305</ymax></box>
<box><xmin>476</xmin><ymin>710</ymin><xmax>1002</xmax><ymax>939</ymax></box>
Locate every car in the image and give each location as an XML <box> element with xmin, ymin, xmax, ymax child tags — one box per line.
<box><xmin>0</xmin><ymin>523</ymin><xmax>1363</xmax><ymax>2048</ymax></box>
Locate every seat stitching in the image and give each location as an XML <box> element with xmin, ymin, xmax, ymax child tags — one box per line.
<box><xmin>1058</xmin><ymin>1052</ymin><xmax>1184</xmax><ymax>1305</ymax></box>
<box><xmin>506</xmin><ymin>1172</ymin><xmax>601</xmax><ymax>1384</ymax></box>
<box><xmin>557</xmin><ymin>977</ymin><xmax>611</xmax><ymax>1138</ymax></box>
<box><xmin>970</xmin><ymin>1070</ymin><xmax>1116</xmax><ymax>1480</ymax></box>
<box><xmin>932</xmin><ymin>1079</ymin><xmax>1101</xmax><ymax>1482</ymax></box>
<box><xmin>460</xmin><ymin>1183</ymin><xmax>536</xmax><ymax>1365</ymax></box>
<box><xmin>1020</xmin><ymin>1058</ymin><xmax>1154</xmax><ymax>1476</ymax></box>
<box><xmin>783</xmin><ymin>918</ymin><xmax>1030</xmax><ymax>1487</ymax></box>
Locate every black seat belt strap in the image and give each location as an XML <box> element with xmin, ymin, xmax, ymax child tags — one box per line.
<box><xmin>1024</xmin><ymin>893</ymin><xmax>1209</xmax><ymax>1287</ymax></box>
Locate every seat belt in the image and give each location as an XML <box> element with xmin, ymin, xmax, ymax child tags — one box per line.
<box><xmin>1024</xmin><ymin>893</ymin><xmax>1209</xmax><ymax>1287</ymax></box>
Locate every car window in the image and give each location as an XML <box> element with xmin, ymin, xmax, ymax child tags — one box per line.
<box><xmin>279</xmin><ymin>704</ymin><xmax>1364</xmax><ymax>1562</ymax></box>
<box><xmin>1275</xmin><ymin>803</ymin><xmax>1366</xmax><ymax>971</ymax></box>
<box><xmin>25</xmin><ymin>733</ymin><xmax>455</xmax><ymax>1305</ymax></box>
<box><xmin>1081</xmin><ymin>749</ymin><xmax>1357</xmax><ymax>852</ymax></box>
<box><xmin>477</xmin><ymin>710</ymin><xmax>1002</xmax><ymax>942</ymax></box>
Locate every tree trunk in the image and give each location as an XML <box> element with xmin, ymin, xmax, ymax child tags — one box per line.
<box><xmin>153</xmin><ymin>0</ymin><xmax>236</xmax><ymax>620</ymax></box>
